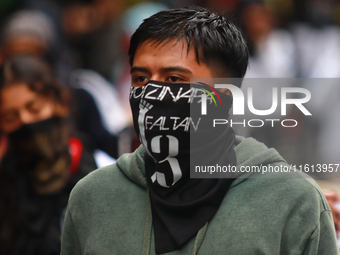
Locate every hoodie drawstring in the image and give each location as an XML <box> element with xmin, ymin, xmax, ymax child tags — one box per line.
<box><xmin>192</xmin><ymin>222</ymin><xmax>208</xmax><ymax>255</ymax></box>
<box><xmin>142</xmin><ymin>190</ymin><xmax>153</xmax><ymax>255</ymax></box>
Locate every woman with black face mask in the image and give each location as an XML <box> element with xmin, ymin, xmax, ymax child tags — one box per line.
<box><xmin>0</xmin><ymin>55</ymin><xmax>100</xmax><ymax>255</ymax></box>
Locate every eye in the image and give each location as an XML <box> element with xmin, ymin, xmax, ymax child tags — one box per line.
<box><xmin>132</xmin><ymin>76</ymin><xmax>149</xmax><ymax>87</ymax></box>
<box><xmin>27</xmin><ymin>101</ymin><xmax>43</xmax><ymax>114</ymax></box>
<box><xmin>166</xmin><ymin>76</ymin><xmax>184</xmax><ymax>83</ymax></box>
<box><xmin>136</xmin><ymin>76</ymin><xmax>148</xmax><ymax>82</ymax></box>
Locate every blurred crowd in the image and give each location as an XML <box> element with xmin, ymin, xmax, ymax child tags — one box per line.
<box><xmin>0</xmin><ymin>0</ymin><xmax>340</xmax><ymax>254</ymax></box>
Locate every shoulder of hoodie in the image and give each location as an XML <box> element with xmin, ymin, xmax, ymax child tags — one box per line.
<box><xmin>232</xmin><ymin>135</ymin><xmax>331</xmax><ymax>213</ymax></box>
<box><xmin>67</xmin><ymin>145</ymin><xmax>147</xmax><ymax>208</ymax></box>
<box><xmin>68</xmin><ymin>136</ymin><xmax>330</xmax><ymax>213</ymax></box>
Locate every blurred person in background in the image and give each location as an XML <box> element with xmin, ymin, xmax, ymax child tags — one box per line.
<box><xmin>0</xmin><ymin>9</ymin><xmax>72</xmax><ymax>83</ymax></box>
<box><xmin>0</xmin><ymin>10</ymin><xmax>52</xmax><ymax>60</ymax></box>
<box><xmin>292</xmin><ymin>0</ymin><xmax>340</xmax><ymax>79</ymax></box>
<box><xmin>235</xmin><ymin>1</ymin><xmax>302</xmax><ymax>164</ymax></box>
<box><xmin>0</xmin><ymin>55</ymin><xmax>113</xmax><ymax>255</ymax></box>
<box><xmin>61</xmin><ymin>0</ymin><xmax>125</xmax><ymax>80</ymax></box>
<box><xmin>0</xmin><ymin>8</ymin><xmax>126</xmax><ymax>158</ymax></box>
<box><xmin>291</xmin><ymin>0</ymin><xmax>340</xmax><ymax>166</ymax></box>
<box><xmin>241</xmin><ymin>1</ymin><xmax>296</xmax><ymax>78</ymax></box>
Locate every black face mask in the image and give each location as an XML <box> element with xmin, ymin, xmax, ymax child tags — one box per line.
<box><xmin>130</xmin><ymin>81</ymin><xmax>236</xmax><ymax>254</ymax></box>
<box><xmin>4</xmin><ymin>117</ymin><xmax>70</xmax><ymax>194</ymax></box>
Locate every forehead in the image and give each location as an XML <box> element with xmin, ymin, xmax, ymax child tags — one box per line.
<box><xmin>134</xmin><ymin>39</ymin><xmax>192</xmax><ymax>60</ymax></box>
<box><xmin>132</xmin><ymin>38</ymin><xmax>212</xmax><ymax>73</ymax></box>
<box><xmin>0</xmin><ymin>83</ymin><xmax>38</xmax><ymax>108</ymax></box>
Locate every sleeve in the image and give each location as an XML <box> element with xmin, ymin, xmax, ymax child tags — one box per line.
<box><xmin>302</xmin><ymin>210</ymin><xmax>339</xmax><ymax>255</ymax></box>
<box><xmin>60</xmin><ymin>208</ymin><xmax>82</xmax><ymax>255</ymax></box>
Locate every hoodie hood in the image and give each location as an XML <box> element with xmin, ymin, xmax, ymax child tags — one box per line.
<box><xmin>116</xmin><ymin>135</ymin><xmax>287</xmax><ymax>189</ymax></box>
<box><xmin>231</xmin><ymin>135</ymin><xmax>287</xmax><ymax>187</ymax></box>
<box><xmin>116</xmin><ymin>145</ymin><xmax>147</xmax><ymax>188</ymax></box>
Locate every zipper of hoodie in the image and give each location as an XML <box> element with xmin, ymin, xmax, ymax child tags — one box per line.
<box><xmin>142</xmin><ymin>190</ymin><xmax>208</xmax><ymax>255</ymax></box>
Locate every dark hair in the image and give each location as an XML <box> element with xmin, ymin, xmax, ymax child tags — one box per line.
<box><xmin>0</xmin><ymin>54</ymin><xmax>69</xmax><ymax>107</ymax></box>
<box><xmin>128</xmin><ymin>6</ymin><xmax>249</xmax><ymax>79</ymax></box>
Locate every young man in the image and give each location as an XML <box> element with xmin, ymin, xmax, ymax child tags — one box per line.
<box><xmin>61</xmin><ymin>6</ymin><xmax>339</xmax><ymax>254</ymax></box>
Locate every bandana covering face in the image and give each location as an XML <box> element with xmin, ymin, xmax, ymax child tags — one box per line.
<box><xmin>5</xmin><ymin>117</ymin><xmax>70</xmax><ymax>194</ymax></box>
<box><xmin>130</xmin><ymin>81</ymin><xmax>236</xmax><ymax>254</ymax></box>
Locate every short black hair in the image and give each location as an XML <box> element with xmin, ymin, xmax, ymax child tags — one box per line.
<box><xmin>128</xmin><ymin>6</ymin><xmax>249</xmax><ymax>79</ymax></box>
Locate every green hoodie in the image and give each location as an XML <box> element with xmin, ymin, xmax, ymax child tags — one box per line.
<box><xmin>61</xmin><ymin>136</ymin><xmax>339</xmax><ymax>255</ymax></box>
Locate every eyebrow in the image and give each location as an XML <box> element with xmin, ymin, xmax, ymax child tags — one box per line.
<box><xmin>130</xmin><ymin>67</ymin><xmax>150</xmax><ymax>74</ymax></box>
<box><xmin>130</xmin><ymin>66</ymin><xmax>193</xmax><ymax>75</ymax></box>
<box><xmin>162</xmin><ymin>66</ymin><xmax>192</xmax><ymax>74</ymax></box>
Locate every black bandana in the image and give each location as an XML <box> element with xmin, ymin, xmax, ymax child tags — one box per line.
<box><xmin>5</xmin><ymin>117</ymin><xmax>70</xmax><ymax>195</ymax></box>
<box><xmin>130</xmin><ymin>81</ymin><xmax>236</xmax><ymax>254</ymax></box>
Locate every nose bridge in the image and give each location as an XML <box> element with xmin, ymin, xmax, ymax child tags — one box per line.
<box><xmin>149</xmin><ymin>74</ymin><xmax>162</xmax><ymax>82</ymax></box>
<box><xmin>149</xmin><ymin>70</ymin><xmax>162</xmax><ymax>82</ymax></box>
